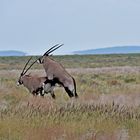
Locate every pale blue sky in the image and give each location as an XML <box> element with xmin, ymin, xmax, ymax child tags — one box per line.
<box><xmin>0</xmin><ymin>0</ymin><xmax>140</xmax><ymax>55</ymax></box>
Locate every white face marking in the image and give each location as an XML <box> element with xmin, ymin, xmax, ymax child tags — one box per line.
<box><xmin>17</xmin><ymin>82</ymin><xmax>20</xmax><ymax>86</ymax></box>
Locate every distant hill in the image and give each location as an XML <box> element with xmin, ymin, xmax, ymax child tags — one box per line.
<box><xmin>0</xmin><ymin>51</ymin><xmax>26</xmax><ymax>56</ymax></box>
<box><xmin>74</xmin><ymin>46</ymin><xmax>140</xmax><ymax>55</ymax></box>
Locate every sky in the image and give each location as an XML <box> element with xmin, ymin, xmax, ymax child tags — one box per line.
<box><xmin>0</xmin><ymin>0</ymin><xmax>140</xmax><ymax>55</ymax></box>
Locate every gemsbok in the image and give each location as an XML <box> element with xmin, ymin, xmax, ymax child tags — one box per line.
<box><xmin>17</xmin><ymin>57</ymin><xmax>56</xmax><ymax>99</ymax></box>
<box><xmin>37</xmin><ymin>44</ymin><xmax>78</xmax><ymax>98</ymax></box>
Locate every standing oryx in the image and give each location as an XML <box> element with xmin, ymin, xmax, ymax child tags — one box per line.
<box><xmin>17</xmin><ymin>57</ymin><xmax>56</xmax><ymax>99</ymax></box>
<box><xmin>37</xmin><ymin>44</ymin><xmax>78</xmax><ymax>98</ymax></box>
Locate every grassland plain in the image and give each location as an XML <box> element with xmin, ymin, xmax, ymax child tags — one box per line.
<box><xmin>0</xmin><ymin>54</ymin><xmax>140</xmax><ymax>140</ymax></box>
<box><xmin>0</xmin><ymin>53</ymin><xmax>140</xmax><ymax>70</ymax></box>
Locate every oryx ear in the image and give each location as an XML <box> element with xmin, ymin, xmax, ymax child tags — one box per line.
<box><xmin>49</xmin><ymin>54</ymin><xmax>53</xmax><ymax>56</ymax></box>
<box><xmin>37</xmin><ymin>59</ymin><xmax>40</xmax><ymax>63</ymax></box>
<box><xmin>37</xmin><ymin>58</ymin><xmax>43</xmax><ymax>64</ymax></box>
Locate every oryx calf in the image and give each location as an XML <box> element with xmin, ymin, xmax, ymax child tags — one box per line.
<box><xmin>17</xmin><ymin>57</ymin><xmax>56</xmax><ymax>99</ymax></box>
<box><xmin>37</xmin><ymin>44</ymin><xmax>78</xmax><ymax>98</ymax></box>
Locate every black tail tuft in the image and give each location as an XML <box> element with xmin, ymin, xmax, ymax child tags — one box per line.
<box><xmin>72</xmin><ymin>77</ymin><xmax>78</xmax><ymax>98</ymax></box>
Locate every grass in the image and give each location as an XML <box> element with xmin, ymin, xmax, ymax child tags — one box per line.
<box><xmin>0</xmin><ymin>53</ymin><xmax>140</xmax><ymax>70</ymax></box>
<box><xmin>0</xmin><ymin>97</ymin><xmax>140</xmax><ymax>140</ymax></box>
<box><xmin>0</xmin><ymin>54</ymin><xmax>140</xmax><ymax>139</ymax></box>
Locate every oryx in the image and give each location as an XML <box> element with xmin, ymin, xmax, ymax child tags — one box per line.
<box><xmin>37</xmin><ymin>44</ymin><xmax>78</xmax><ymax>98</ymax></box>
<box><xmin>17</xmin><ymin>57</ymin><xmax>56</xmax><ymax>99</ymax></box>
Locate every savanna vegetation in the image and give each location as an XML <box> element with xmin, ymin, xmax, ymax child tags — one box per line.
<box><xmin>0</xmin><ymin>53</ymin><xmax>140</xmax><ymax>70</ymax></box>
<box><xmin>0</xmin><ymin>54</ymin><xmax>140</xmax><ymax>140</ymax></box>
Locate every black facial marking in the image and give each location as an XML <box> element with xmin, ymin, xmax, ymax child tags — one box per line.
<box><xmin>18</xmin><ymin>80</ymin><xmax>23</xmax><ymax>85</ymax></box>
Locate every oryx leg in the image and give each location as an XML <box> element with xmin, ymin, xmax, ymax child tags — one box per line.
<box><xmin>35</xmin><ymin>87</ymin><xmax>44</xmax><ymax>97</ymax></box>
<box><xmin>64</xmin><ymin>87</ymin><xmax>74</xmax><ymax>98</ymax></box>
<box><xmin>50</xmin><ymin>89</ymin><xmax>55</xmax><ymax>99</ymax></box>
<box><xmin>52</xmin><ymin>78</ymin><xmax>77</xmax><ymax>98</ymax></box>
<box><xmin>39</xmin><ymin>88</ymin><xmax>45</xmax><ymax>97</ymax></box>
<box><xmin>63</xmin><ymin>78</ymin><xmax>78</xmax><ymax>98</ymax></box>
<box><xmin>32</xmin><ymin>91</ymin><xmax>38</xmax><ymax>97</ymax></box>
<box><xmin>44</xmin><ymin>82</ymin><xmax>56</xmax><ymax>99</ymax></box>
<box><xmin>41</xmin><ymin>83</ymin><xmax>45</xmax><ymax>96</ymax></box>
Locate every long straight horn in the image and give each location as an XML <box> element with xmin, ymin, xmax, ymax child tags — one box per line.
<box><xmin>23</xmin><ymin>43</ymin><xmax>64</xmax><ymax>74</ymax></box>
<box><xmin>23</xmin><ymin>58</ymin><xmax>37</xmax><ymax>75</ymax></box>
<box><xmin>43</xmin><ymin>44</ymin><xmax>60</xmax><ymax>56</ymax></box>
<box><xmin>32</xmin><ymin>44</ymin><xmax>63</xmax><ymax>64</ymax></box>
<box><xmin>47</xmin><ymin>44</ymin><xmax>64</xmax><ymax>55</ymax></box>
<box><xmin>21</xmin><ymin>56</ymin><xmax>32</xmax><ymax>75</ymax></box>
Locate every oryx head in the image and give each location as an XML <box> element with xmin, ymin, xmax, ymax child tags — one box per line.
<box><xmin>17</xmin><ymin>57</ymin><xmax>35</xmax><ymax>86</ymax></box>
<box><xmin>37</xmin><ymin>44</ymin><xmax>63</xmax><ymax>64</ymax></box>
